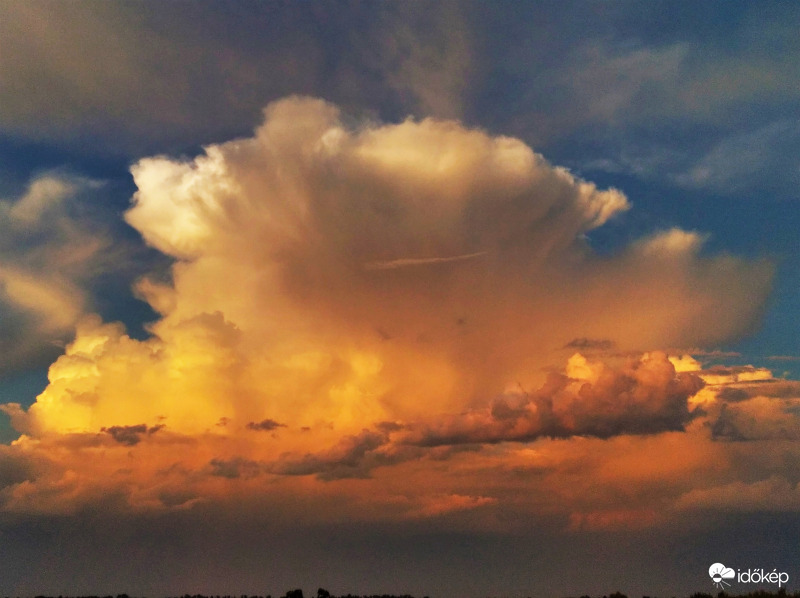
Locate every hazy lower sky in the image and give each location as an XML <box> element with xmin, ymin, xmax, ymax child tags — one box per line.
<box><xmin>1</xmin><ymin>2</ymin><xmax>799</xmax><ymax>596</ymax></box>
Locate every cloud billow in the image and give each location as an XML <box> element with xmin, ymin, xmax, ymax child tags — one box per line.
<box><xmin>406</xmin><ymin>352</ymin><xmax>704</xmax><ymax>447</ymax></box>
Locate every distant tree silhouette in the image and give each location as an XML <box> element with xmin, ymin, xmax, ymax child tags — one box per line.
<box><xmin>12</xmin><ymin>589</ymin><xmax>800</xmax><ymax>598</ymax></box>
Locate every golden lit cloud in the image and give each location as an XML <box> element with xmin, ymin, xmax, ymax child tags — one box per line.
<box><xmin>0</xmin><ymin>97</ymin><xmax>786</xmax><ymax>539</ymax></box>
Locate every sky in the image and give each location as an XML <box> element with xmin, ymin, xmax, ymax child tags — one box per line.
<box><xmin>1</xmin><ymin>1</ymin><xmax>800</xmax><ymax>597</ymax></box>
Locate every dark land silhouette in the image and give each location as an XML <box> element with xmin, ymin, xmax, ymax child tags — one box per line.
<box><xmin>6</xmin><ymin>589</ymin><xmax>798</xmax><ymax>598</ymax></box>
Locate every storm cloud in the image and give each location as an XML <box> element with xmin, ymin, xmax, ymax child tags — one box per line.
<box><xmin>0</xmin><ymin>98</ymin><xmax>789</xmax><ymax>596</ymax></box>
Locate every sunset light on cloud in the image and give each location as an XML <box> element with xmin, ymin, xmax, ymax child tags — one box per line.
<box><xmin>1</xmin><ymin>3</ymin><xmax>800</xmax><ymax>598</ymax></box>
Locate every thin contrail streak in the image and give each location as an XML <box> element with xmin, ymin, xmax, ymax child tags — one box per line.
<box><xmin>364</xmin><ymin>251</ymin><xmax>488</xmax><ymax>271</ymax></box>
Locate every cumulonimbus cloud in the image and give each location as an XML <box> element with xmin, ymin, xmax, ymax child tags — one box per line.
<box><xmin>0</xmin><ymin>97</ymin><xmax>781</xmax><ymax>528</ymax></box>
<box><xmin>118</xmin><ymin>95</ymin><xmax>770</xmax><ymax>427</ymax></box>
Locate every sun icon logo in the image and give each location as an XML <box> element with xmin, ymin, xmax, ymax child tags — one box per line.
<box><xmin>709</xmin><ymin>563</ymin><xmax>735</xmax><ymax>589</ymax></box>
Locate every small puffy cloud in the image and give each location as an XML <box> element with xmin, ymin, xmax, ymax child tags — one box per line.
<box><xmin>633</xmin><ymin>228</ymin><xmax>706</xmax><ymax>258</ymax></box>
<box><xmin>102</xmin><ymin>424</ymin><xmax>164</xmax><ymax>446</ymax></box>
<box><xmin>246</xmin><ymin>419</ymin><xmax>286</xmax><ymax>432</ymax></box>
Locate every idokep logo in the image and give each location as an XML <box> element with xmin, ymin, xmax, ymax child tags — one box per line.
<box><xmin>709</xmin><ymin>562</ymin><xmax>790</xmax><ymax>589</ymax></box>
<box><xmin>709</xmin><ymin>563</ymin><xmax>735</xmax><ymax>589</ymax></box>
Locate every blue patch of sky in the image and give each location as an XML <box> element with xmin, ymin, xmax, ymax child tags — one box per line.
<box><xmin>0</xmin><ymin>368</ymin><xmax>49</xmax><ymax>443</ymax></box>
